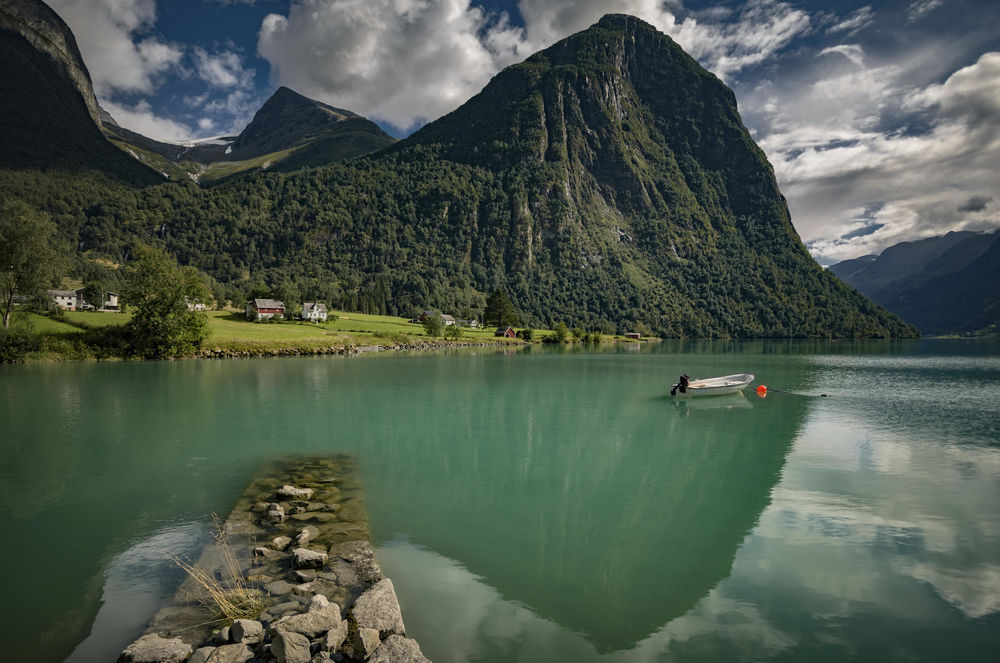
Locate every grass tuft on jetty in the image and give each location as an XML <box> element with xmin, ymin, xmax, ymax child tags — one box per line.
<box><xmin>166</xmin><ymin>515</ymin><xmax>264</xmax><ymax>624</ymax></box>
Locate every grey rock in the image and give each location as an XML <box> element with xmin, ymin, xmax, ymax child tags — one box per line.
<box><xmin>290</xmin><ymin>512</ymin><xmax>338</xmax><ymax>523</ymax></box>
<box><xmin>288</xmin><ymin>506</ymin><xmax>307</xmax><ymax>515</ymax></box>
<box><xmin>271</xmin><ymin>536</ymin><xmax>293</xmax><ymax>550</ymax></box>
<box><xmin>292</xmin><ymin>548</ymin><xmax>328</xmax><ymax>569</ymax></box>
<box><xmin>294</xmin><ymin>526</ymin><xmax>319</xmax><ymax>548</ymax></box>
<box><xmin>271</xmin><ymin>631</ymin><xmax>311</xmax><ymax>663</ymax></box>
<box><xmin>230</xmin><ymin>619</ymin><xmax>263</xmax><ymax>644</ymax></box>
<box><xmin>212</xmin><ymin>627</ymin><xmax>231</xmax><ymax>645</ymax></box>
<box><xmin>253</xmin><ymin>546</ymin><xmax>282</xmax><ymax>560</ymax></box>
<box><xmin>352</xmin><ymin>579</ymin><xmax>405</xmax><ymax>638</ymax></box>
<box><xmin>323</xmin><ymin>619</ymin><xmax>348</xmax><ymax>652</ymax></box>
<box><xmin>353</xmin><ymin>628</ymin><xmax>381</xmax><ymax>659</ymax></box>
<box><xmin>309</xmin><ymin>594</ymin><xmax>330</xmax><ymax>612</ymax></box>
<box><xmin>277</xmin><ymin>485</ymin><xmax>314</xmax><ymax>500</ymax></box>
<box><xmin>205</xmin><ymin>644</ymin><xmax>254</xmax><ymax>663</ymax></box>
<box><xmin>273</xmin><ymin>603</ymin><xmax>342</xmax><ymax>638</ymax></box>
<box><xmin>293</xmin><ymin>569</ymin><xmax>317</xmax><ymax>582</ymax></box>
<box><xmin>310</xmin><ymin>653</ymin><xmax>333</xmax><ymax>663</ymax></box>
<box><xmin>117</xmin><ymin>633</ymin><xmax>193</xmax><ymax>663</ymax></box>
<box><xmin>189</xmin><ymin>647</ymin><xmax>216</xmax><ymax>663</ymax></box>
<box><xmin>369</xmin><ymin>636</ymin><xmax>430</xmax><ymax>663</ymax></box>
<box><xmin>251</xmin><ymin>502</ymin><xmax>270</xmax><ymax>513</ymax></box>
<box><xmin>265</xmin><ymin>503</ymin><xmax>285</xmax><ymax>524</ymax></box>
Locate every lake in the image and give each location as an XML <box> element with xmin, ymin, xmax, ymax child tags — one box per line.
<box><xmin>1</xmin><ymin>340</ymin><xmax>998</xmax><ymax>662</ymax></box>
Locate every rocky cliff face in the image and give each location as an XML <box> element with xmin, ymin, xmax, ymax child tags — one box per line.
<box><xmin>0</xmin><ymin>0</ymin><xmax>100</xmax><ymax>126</ymax></box>
<box><xmin>0</xmin><ymin>0</ymin><xmax>160</xmax><ymax>182</ymax></box>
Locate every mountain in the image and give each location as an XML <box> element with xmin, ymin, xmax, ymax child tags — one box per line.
<box><xmin>0</xmin><ymin>0</ymin><xmax>160</xmax><ymax>183</ymax></box>
<box><xmin>831</xmin><ymin>231</ymin><xmax>1000</xmax><ymax>334</ymax></box>
<box><xmin>102</xmin><ymin>87</ymin><xmax>396</xmax><ymax>182</ymax></box>
<box><xmin>4</xmin><ymin>13</ymin><xmax>916</xmax><ymax>338</ymax></box>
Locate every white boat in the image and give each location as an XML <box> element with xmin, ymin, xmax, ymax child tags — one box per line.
<box><xmin>672</xmin><ymin>373</ymin><xmax>755</xmax><ymax>397</ymax></box>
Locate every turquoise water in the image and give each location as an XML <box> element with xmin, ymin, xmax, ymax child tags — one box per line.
<box><xmin>1</xmin><ymin>341</ymin><xmax>998</xmax><ymax>662</ymax></box>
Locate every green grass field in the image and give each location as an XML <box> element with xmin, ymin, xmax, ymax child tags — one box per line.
<box><xmin>17</xmin><ymin>308</ymin><xmax>636</xmax><ymax>360</ymax></box>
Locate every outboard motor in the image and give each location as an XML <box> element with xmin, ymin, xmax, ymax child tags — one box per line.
<box><xmin>670</xmin><ymin>374</ymin><xmax>690</xmax><ymax>396</ymax></box>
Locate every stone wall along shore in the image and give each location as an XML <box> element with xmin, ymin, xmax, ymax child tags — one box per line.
<box><xmin>117</xmin><ymin>455</ymin><xmax>429</xmax><ymax>663</ymax></box>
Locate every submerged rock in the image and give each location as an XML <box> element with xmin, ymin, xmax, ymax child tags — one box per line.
<box><xmin>265</xmin><ymin>502</ymin><xmax>286</xmax><ymax>524</ymax></box>
<box><xmin>277</xmin><ymin>485</ymin><xmax>315</xmax><ymax>500</ymax></box>
<box><xmin>117</xmin><ymin>634</ymin><xmax>192</xmax><ymax>663</ymax></box>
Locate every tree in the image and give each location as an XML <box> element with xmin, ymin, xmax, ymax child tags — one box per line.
<box><xmin>0</xmin><ymin>200</ymin><xmax>64</xmax><ymax>328</ymax></box>
<box><xmin>444</xmin><ymin>323</ymin><xmax>463</xmax><ymax>339</ymax></box>
<box><xmin>122</xmin><ymin>243</ymin><xmax>211</xmax><ymax>358</ymax></box>
<box><xmin>483</xmin><ymin>289</ymin><xmax>519</xmax><ymax>327</ymax></box>
<box><xmin>83</xmin><ymin>281</ymin><xmax>105</xmax><ymax>309</ymax></box>
<box><xmin>422</xmin><ymin>312</ymin><xmax>445</xmax><ymax>337</ymax></box>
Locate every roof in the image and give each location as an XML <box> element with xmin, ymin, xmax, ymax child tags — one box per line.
<box><xmin>441</xmin><ymin>314</ymin><xmax>455</xmax><ymax>322</ymax></box>
<box><xmin>47</xmin><ymin>289</ymin><xmax>78</xmax><ymax>297</ymax></box>
<box><xmin>303</xmin><ymin>302</ymin><xmax>328</xmax><ymax>312</ymax></box>
<box><xmin>250</xmin><ymin>298</ymin><xmax>285</xmax><ymax>309</ymax></box>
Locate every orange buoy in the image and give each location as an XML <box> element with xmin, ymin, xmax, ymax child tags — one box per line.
<box><xmin>755</xmin><ymin>384</ymin><xmax>767</xmax><ymax>397</ymax></box>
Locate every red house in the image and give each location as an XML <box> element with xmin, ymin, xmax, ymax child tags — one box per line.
<box><xmin>246</xmin><ymin>298</ymin><xmax>285</xmax><ymax>321</ymax></box>
<box><xmin>494</xmin><ymin>326</ymin><xmax>516</xmax><ymax>338</ymax></box>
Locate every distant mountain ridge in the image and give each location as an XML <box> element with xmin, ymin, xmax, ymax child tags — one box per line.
<box><xmin>830</xmin><ymin>231</ymin><xmax>1000</xmax><ymax>334</ymax></box>
<box><xmin>102</xmin><ymin>86</ymin><xmax>396</xmax><ymax>179</ymax></box>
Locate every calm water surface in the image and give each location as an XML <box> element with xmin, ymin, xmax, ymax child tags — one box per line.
<box><xmin>1</xmin><ymin>341</ymin><xmax>998</xmax><ymax>662</ymax></box>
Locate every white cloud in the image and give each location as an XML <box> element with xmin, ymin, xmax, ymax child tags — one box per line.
<box><xmin>256</xmin><ymin>0</ymin><xmax>810</xmax><ymax>130</ymax></box>
<box><xmin>99</xmin><ymin>99</ymin><xmax>196</xmax><ymax>142</ymax></box>
<box><xmin>258</xmin><ymin>0</ymin><xmax>527</xmax><ymax>131</ymax></box>
<box><xmin>825</xmin><ymin>5</ymin><xmax>875</xmax><ymax>36</ymax></box>
<box><xmin>906</xmin><ymin>0</ymin><xmax>944</xmax><ymax>23</ymax></box>
<box><xmin>47</xmin><ymin>0</ymin><xmax>183</xmax><ymax>95</ymax></box>
<box><xmin>817</xmin><ymin>44</ymin><xmax>866</xmax><ymax>67</ymax></box>
<box><xmin>192</xmin><ymin>47</ymin><xmax>253</xmax><ymax>88</ymax></box>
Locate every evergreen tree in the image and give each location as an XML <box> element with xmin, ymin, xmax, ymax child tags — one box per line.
<box><xmin>483</xmin><ymin>289</ymin><xmax>519</xmax><ymax>327</ymax></box>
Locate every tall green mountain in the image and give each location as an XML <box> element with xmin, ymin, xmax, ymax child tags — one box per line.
<box><xmin>0</xmin><ymin>0</ymin><xmax>161</xmax><ymax>183</ymax></box>
<box><xmin>831</xmin><ymin>231</ymin><xmax>1000</xmax><ymax>334</ymax></box>
<box><xmin>102</xmin><ymin>86</ymin><xmax>396</xmax><ymax>181</ymax></box>
<box><xmin>3</xmin><ymin>13</ymin><xmax>916</xmax><ymax>337</ymax></box>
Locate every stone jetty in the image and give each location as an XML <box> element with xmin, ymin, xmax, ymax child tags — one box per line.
<box><xmin>117</xmin><ymin>456</ymin><xmax>429</xmax><ymax>663</ymax></box>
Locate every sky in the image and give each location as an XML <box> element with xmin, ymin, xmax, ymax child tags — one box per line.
<box><xmin>44</xmin><ymin>0</ymin><xmax>1000</xmax><ymax>264</ymax></box>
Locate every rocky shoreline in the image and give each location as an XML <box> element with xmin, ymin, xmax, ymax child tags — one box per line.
<box><xmin>117</xmin><ymin>456</ymin><xmax>428</xmax><ymax>663</ymax></box>
<box><xmin>194</xmin><ymin>339</ymin><xmax>519</xmax><ymax>360</ymax></box>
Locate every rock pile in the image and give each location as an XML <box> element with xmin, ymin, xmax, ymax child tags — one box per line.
<box><xmin>118</xmin><ymin>457</ymin><xmax>429</xmax><ymax>663</ymax></box>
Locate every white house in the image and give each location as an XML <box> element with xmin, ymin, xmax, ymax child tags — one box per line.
<box><xmin>47</xmin><ymin>288</ymin><xmax>83</xmax><ymax>310</ymax></box>
<box><xmin>302</xmin><ymin>302</ymin><xmax>328</xmax><ymax>322</ymax></box>
<box><xmin>104</xmin><ymin>292</ymin><xmax>119</xmax><ymax>311</ymax></box>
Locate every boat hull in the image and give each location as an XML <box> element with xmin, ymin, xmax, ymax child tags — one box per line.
<box><xmin>674</xmin><ymin>373</ymin><xmax>754</xmax><ymax>397</ymax></box>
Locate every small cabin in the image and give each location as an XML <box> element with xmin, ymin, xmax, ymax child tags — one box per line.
<box><xmin>495</xmin><ymin>326</ymin><xmax>516</xmax><ymax>338</ymax></box>
<box><xmin>302</xmin><ymin>302</ymin><xmax>328</xmax><ymax>322</ymax></box>
<box><xmin>246</xmin><ymin>298</ymin><xmax>285</xmax><ymax>321</ymax></box>
<box><xmin>625</xmin><ymin>332</ymin><xmax>641</xmax><ymax>340</ymax></box>
<box><xmin>104</xmin><ymin>292</ymin><xmax>120</xmax><ymax>311</ymax></box>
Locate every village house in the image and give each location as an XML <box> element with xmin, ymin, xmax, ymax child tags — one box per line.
<box><xmin>246</xmin><ymin>298</ymin><xmax>285</xmax><ymax>321</ymax></box>
<box><xmin>103</xmin><ymin>292</ymin><xmax>119</xmax><ymax>311</ymax></box>
<box><xmin>302</xmin><ymin>302</ymin><xmax>328</xmax><ymax>322</ymax></box>
<box><xmin>47</xmin><ymin>288</ymin><xmax>84</xmax><ymax>310</ymax></box>
<box><xmin>495</xmin><ymin>326</ymin><xmax>516</xmax><ymax>338</ymax></box>
<box><xmin>185</xmin><ymin>296</ymin><xmax>207</xmax><ymax>312</ymax></box>
<box><xmin>625</xmin><ymin>332</ymin><xmax>641</xmax><ymax>339</ymax></box>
